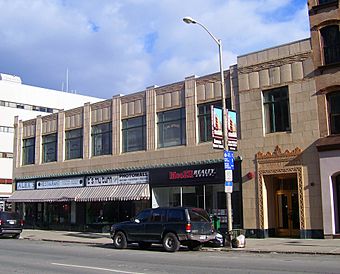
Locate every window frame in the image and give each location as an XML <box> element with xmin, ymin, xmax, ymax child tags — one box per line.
<box><xmin>328</xmin><ymin>91</ymin><xmax>340</xmax><ymax>135</ymax></box>
<box><xmin>263</xmin><ymin>86</ymin><xmax>291</xmax><ymax>134</ymax></box>
<box><xmin>122</xmin><ymin>116</ymin><xmax>146</xmax><ymax>153</ymax></box>
<box><xmin>22</xmin><ymin>137</ymin><xmax>35</xmax><ymax>165</ymax></box>
<box><xmin>91</xmin><ymin>122</ymin><xmax>112</xmax><ymax>156</ymax></box>
<box><xmin>320</xmin><ymin>25</ymin><xmax>340</xmax><ymax>65</ymax></box>
<box><xmin>65</xmin><ymin>128</ymin><xmax>83</xmax><ymax>160</ymax></box>
<box><xmin>157</xmin><ymin>108</ymin><xmax>186</xmax><ymax>148</ymax></box>
<box><xmin>42</xmin><ymin>133</ymin><xmax>57</xmax><ymax>163</ymax></box>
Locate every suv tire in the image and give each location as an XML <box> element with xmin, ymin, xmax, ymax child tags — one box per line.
<box><xmin>163</xmin><ymin>232</ymin><xmax>180</xmax><ymax>252</ymax></box>
<box><xmin>13</xmin><ymin>234</ymin><xmax>20</xmax><ymax>239</ymax></box>
<box><xmin>113</xmin><ymin>231</ymin><xmax>127</xmax><ymax>249</ymax></box>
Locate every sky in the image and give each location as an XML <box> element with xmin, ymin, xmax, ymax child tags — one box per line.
<box><xmin>0</xmin><ymin>0</ymin><xmax>310</xmax><ymax>99</ymax></box>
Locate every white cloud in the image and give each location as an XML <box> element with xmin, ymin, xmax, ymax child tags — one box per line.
<box><xmin>0</xmin><ymin>0</ymin><xmax>309</xmax><ymax>99</ymax></box>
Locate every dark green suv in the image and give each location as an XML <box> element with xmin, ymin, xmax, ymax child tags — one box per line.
<box><xmin>110</xmin><ymin>207</ymin><xmax>215</xmax><ymax>252</ymax></box>
<box><xmin>0</xmin><ymin>211</ymin><xmax>24</xmax><ymax>239</ymax></box>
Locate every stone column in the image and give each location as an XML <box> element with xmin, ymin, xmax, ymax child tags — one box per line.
<box><xmin>83</xmin><ymin>103</ymin><xmax>91</xmax><ymax>159</ymax></box>
<box><xmin>146</xmin><ymin>86</ymin><xmax>157</xmax><ymax>151</ymax></box>
<box><xmin>35</xmin><ymin>115</ymin><xmax>42</xmax><ymax>165</ymax></box>
<box><xmin>57</xmin><ymin>110</ymin><xmax>65</xmax><ymax>162</ymax></box>
<box><xmin>112</xmin><ymin>95</ymin><xmax>121</xmax><ymax>155</ymax></box>
<box><xmin>184</xmin><ymin>75</ymin><xmax>197</xmax><ymax>146</ymax></box>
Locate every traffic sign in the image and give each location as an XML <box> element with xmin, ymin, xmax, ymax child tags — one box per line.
<box><xmin>224</xmin><ymin>150</ymin><xmax>234</xmax><ymax>170</ymax></box>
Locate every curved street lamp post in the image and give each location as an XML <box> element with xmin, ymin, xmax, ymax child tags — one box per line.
<box><xmin>183</xmin><ymin>16</ymin><xmax>233</xmax><ymax>246</ymax></box>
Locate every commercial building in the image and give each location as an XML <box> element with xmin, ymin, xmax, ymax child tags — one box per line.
<box><xmin>0</xmin><ymin>73</ymin><xmax>102</xmax><ymax>211</ymax></box>
<box><xmin>9</xmin><ymin>0</ymin><xmax>340</xmax><ymax>238</ymax></box>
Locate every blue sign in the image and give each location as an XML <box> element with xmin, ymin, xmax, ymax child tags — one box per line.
<box><xmin>224</xmin><ymin>150</ymin><xmax>234</xmax><ymax>170</ymax></box>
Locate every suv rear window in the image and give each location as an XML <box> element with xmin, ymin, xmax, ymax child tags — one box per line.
<box><xmin>0</xmin><ymin>212</ymin><xmax>20</xmax><ymax>220</ymax></box>
<box><xmin>168</xmin><ymin>209</ymin><xmax>185</xmax><ymax>222</ymax></box>
<box><xmin>188</xmin><ymin>208</ymin><xmax>210</xmax><ymax>222</ymax></box>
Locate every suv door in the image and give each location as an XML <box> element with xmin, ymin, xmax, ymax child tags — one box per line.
<box><xmin>144</xmin><ymin>208</ymin><xmax>167</xmax><ymax>242</ymax></box>
<box><xmin>125</xmin><ymin>209</ymin><xmax>151</xmax><ymax>242</ymax></box>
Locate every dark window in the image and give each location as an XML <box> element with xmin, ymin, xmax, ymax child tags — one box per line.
<box><xmin>168</xmin><ymin>209</ymin><xmax>185</xmax><ymax>222</ymax></box>
<box><xmin>122</xmin><ymin>116</ymin><xmax>146</xmax><ymax>152</ymax></box>
<box><xmin>92</xmin><ymin>122</ymin><xmax>112</xmax><ymax>156</ymax></box>
<box><xmin>328</xmin><ymin>92</ymin><xmax>340</xmax><ymax>134</ymax></box>
<box><xmin>189</xmin><ymin>208</ymin><xmax>211</xmax><ymax>222</ymax></box>
<box><xmin>320</xmin><ymin>25</ymin><xmax>340</xmax><ymax>65</ymax></box>
<box><xmin>151</xmin><ymin>208</ymin><xmax>166</xmax><ymax>222</ymax></box>
<box><xmin>135</xmin><ymin>209</ymin><xmax>151</xmax><ymax>223</ymax></box>
<box><xmin>42</xmin><ymin>133</ymin><xmax>57</xmax><ymax>163</ymax></box>
<box><xmin>65</xmin><ymin>128</ymin><xmax>83</xmax><ymax>160</ymax></box>
<box><xmin>263</xmin><ymin>86</ymin><xmax>290</xmax><ymax>133</ymax></box>
<box><xmin>22</xmin><ymin>138</ymin><xmax>35</xmax><ymax>165</ymax></box>
<box><xmin>319</xmin><ymin>0</ymin><xmax>337</xmax><ymax>5</ymax></box>
<box><xmin>158</xmin><ymin>108</ymin><xmax>186</xmax><ymax>148</ymax></box>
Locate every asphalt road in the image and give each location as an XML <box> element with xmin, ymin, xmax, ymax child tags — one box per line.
<box><xmin>1</xmin><ymin>238</ymin><xmax>339</xmax><ymax>274</ymax></box>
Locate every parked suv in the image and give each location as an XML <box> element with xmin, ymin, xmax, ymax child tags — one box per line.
<box><xmin>110</xmin><ymin>207</ymin><xmax>215</xmax><ymax>252</ymax></box>
<box><xmin>0</xmin><ymin>211</ymin><xmax>24</xmax><ymax>239</ymax></box>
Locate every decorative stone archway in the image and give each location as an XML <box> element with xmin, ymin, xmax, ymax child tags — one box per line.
<box><xmin>256</xmin><ymin>146</ymin><xmax>305</xmax><ymax>234</ymax></box>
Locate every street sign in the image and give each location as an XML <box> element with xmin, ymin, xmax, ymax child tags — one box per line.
<box><xmin>225</xmin><ymin>181</ymin><xmax>233</xmax><ymax>193</ymax></box>
<box><xmin>224</xmin><ymin>150</ymin><xmax>234</xmax><ymax>170</ymax></box>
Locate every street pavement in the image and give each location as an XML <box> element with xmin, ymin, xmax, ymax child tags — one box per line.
<box><xmin>20</xmin><ymin>229</ymin><xmax>340</xmax><ymax>255</ymax></box>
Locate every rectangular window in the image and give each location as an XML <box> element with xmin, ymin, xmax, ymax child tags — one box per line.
<box><xmin>22</xmin><ymin>138</ymin><xmax>35</xmax><ymax>165</ymax></box>
<box><xmin>158</xmin><ymin>108</ymin><xmax>186</xmax><ymax>148</ymax></box>
<box><xmin>122</xmin><ymin>116</ymin><xmax>146</xmax><ymax>152</ymax></box>
<box><xmin>328</xmin><ymin>92</ymin><xmax>340</xmax><ymax>134</ymax></box>
<box><xmin>321</xmin><ymin>25</ymin><xmax>340</xmax><ymax>65</ymax></box>
<box><xmin>42</xmin><ymin>133</ymin><xmax>57</xmax><ymax>163</ymax></box>
<box><xmin>319</xmin><ymin>0</ymin><xmax>337</xmax><ymax>5</ymax></box>
<box><xmin>92</xmin><ymin>122</ymin><xmax>112</xmax><ymax>156</ymax></box>
<box><xmin>65</xmin><ymin>128</ymin><xmax>83</xmax><ymax>160</ymax></box>
<box><xmin>197</xmin><ymin>99</ymin><xmax>232</xmax><ymax>143</ymax></box>
<box><xmin>263</xmin><ymin>86</ymin><xmax>290</xmax><ymax>133</ymax></box>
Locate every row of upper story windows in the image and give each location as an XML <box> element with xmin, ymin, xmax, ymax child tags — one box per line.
<box><xmin>21</xmin><ymin>87</ymin><xmax>340</xmax><ymax>165</ymax></box>
<box><xmin>0</xmin><ymin>99</ymin><xmax>59</xmax><ymax>113</ymax></box>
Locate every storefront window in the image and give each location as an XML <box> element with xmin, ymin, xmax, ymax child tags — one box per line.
<box><xmin>48</xmin><ymin>203</ymin><xmax>71</xmax><ymax>225</ymax></box>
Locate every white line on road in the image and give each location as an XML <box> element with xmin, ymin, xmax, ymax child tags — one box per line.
<box><xmin>51</xmin><ymin>262</ymin><xmax>146</xmax><ymax>274</ymax></box>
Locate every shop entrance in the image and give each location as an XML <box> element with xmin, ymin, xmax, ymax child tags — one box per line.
<box><xmin>335</xmin><ymin>174</ymin><xmax>340</xmax><ymax>234</ymax></box>
<box><xmin>275</xmin><ymin>177</ymin><xmax>299</xmax><ymax>237</ymax></box>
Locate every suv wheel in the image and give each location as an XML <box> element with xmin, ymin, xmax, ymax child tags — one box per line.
<box><xmin>13</xmin><ymin>234</ymin><xmax>20</xmax><ymax>239</ymax></box>
<box><xmin>113</xmin><ymin>231</ymin><xmax>127</xmax><ymax>249</ymax></box>
<box><xmin>163</xmin><ymin>232</ymin><xmax>180</xmax><ymax>252</ymax></box>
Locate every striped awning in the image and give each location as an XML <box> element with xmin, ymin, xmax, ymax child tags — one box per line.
<box><xmin>7</xmin><ymin>184</ymin><xmax>150</xmax><ymax>203</ymax></box>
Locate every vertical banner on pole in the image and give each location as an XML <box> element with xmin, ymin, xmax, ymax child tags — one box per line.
<box><xmin>227</xmin><ymin>110</ymin><xmax>238</xmax><ymax>151</ymax></box>
<box><xmin>211</xmin><ymin>106</ymin><xmax>224</xmax><ymax>149</ymax></box>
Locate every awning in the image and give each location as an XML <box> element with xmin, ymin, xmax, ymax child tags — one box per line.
<box><xmin>7</xmin><ymin>184</ymin><xmax>150</xmax><ymax>203</ymax></box>
<box><xmin>75</xmin><ymin>184</ymin><xmax>150</xmax><ymax>202</ymax></box>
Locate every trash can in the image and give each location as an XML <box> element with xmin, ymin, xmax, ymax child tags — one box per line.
<box><xmin>212</xmin><ymin>215</ymin><xmax>221</xmax><ymax>231</ymax></box>
<box><xmin>231</xmin><ymin>229</ymin><xmax>246</xmax><ymax>248</ymax></box>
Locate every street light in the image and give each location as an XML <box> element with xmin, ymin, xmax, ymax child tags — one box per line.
<box><xmin>183</xmin><ymin>16</ymin><xmax>233</xmax><ymax>246</ymax></box>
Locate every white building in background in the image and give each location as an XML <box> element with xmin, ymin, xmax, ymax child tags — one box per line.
<box><xmin>0</xmin><ymin>73</ymin><xmax>102</xmax><ymax>210</ymax></box>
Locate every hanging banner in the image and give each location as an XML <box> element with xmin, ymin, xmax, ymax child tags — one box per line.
<box><xmin>211</xmin><ymin>106</ymin><xmax>224</xmax><ymax>149</ymax></box>
<box><xmin>227</xmin><ymin>110</ymin><xmax>238</xmax><ymax>151</ymax></box>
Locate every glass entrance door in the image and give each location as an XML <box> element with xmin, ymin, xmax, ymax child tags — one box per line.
<box><xmin>276</xmin><ymin>190</ymin><xmax>300</xmax><ymax>237</ymax></box>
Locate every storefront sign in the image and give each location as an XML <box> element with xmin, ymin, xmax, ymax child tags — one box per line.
<box><xmin>36</xmin><ymin>177</ymin><xmax>84</xmax><ymax>189</ymax></box>
<box><xmin>169</xmin><ymin>168</ymin><xmax>216</xmax><ymax>180</ymax></box>
<box><xmin>86</xmin><ymin>172</ymin><xmax>149</xmax><ymax>186</ymax></box>
<box><xmin>16</xmin><ymin>181</ymin><xmax>35</xmax><ymax>190</ymax></box>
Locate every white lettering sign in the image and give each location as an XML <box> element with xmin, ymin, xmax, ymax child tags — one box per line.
<box><xmin>86</xmin><ymin>175</ymin><xmax>119</xmax><ymax>186</ymax></box>
<box><xmin>86</xmin><ymin>172</ymin><xmax>149</xmax><ymax>186</ymax></box>
<box><xmin>16</xmin><ymin>181</ymin><xmax>35</xmax><ymax>190</ymax></box>
<box><xmin>36</xmin><ymin>177</ymin><xmax>84</xmax><ymax>189</ymax></box>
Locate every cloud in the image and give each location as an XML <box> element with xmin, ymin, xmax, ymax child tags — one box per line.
<box><xmin>0</xmin><ymin>0</ymin><xmax>310</xmax><ymax>99</ymax></box>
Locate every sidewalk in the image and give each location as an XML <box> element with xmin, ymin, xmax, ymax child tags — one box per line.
<box><xmin>21</xmin><ymin>229</ymin><xmax>340</xmax><ymax>255</ymax></box>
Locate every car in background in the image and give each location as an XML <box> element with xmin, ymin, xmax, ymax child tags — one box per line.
<box><xmin>0</xmin><ymin>211</ymin><xmax>24</xmax><ymax>239</ymax></box>
<box><xmin>110</xmin><ymin>207</ymin><xmax>216</xmax><ymax>252</ymax></box>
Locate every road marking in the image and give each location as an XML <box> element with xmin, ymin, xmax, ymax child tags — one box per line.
<box><xmin>51</xmin><ymin>262</ymin><xmax>146</xmax><ymax>274</ymax></box>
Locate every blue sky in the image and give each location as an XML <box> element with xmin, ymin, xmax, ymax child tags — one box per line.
<box><xmin>0</xmin><ymin>0</ymin><xmax>310</xmax><ymax>99</ymax></box>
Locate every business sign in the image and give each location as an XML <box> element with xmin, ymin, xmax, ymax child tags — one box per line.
<box><xmin>211</xmin><ymin>106</ymin><xmax>224</xmax><ymax>149</ymax></box>
<box><xmin>36</xmin><ymin>177</ymin><xmax>84</xmax><ymax>189</ymax></box>
<box><xmin>169</xmin><ymin>168</ymin><xmax>216</xmax><ymax>180</ymax></box>
<box><xmin>86</xmin><ymin>172</ymin><xmax>149</xmax><ymax>186</ymax></box>
<box><xmin>227</xmin><ymin>110</ymin><xmax>238</xmax><ymax>151</ymax></box>
<box><xmin>16</xmin><ymin>181</ymin><xmax>35</xmax><ymax>190</ymax></box>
